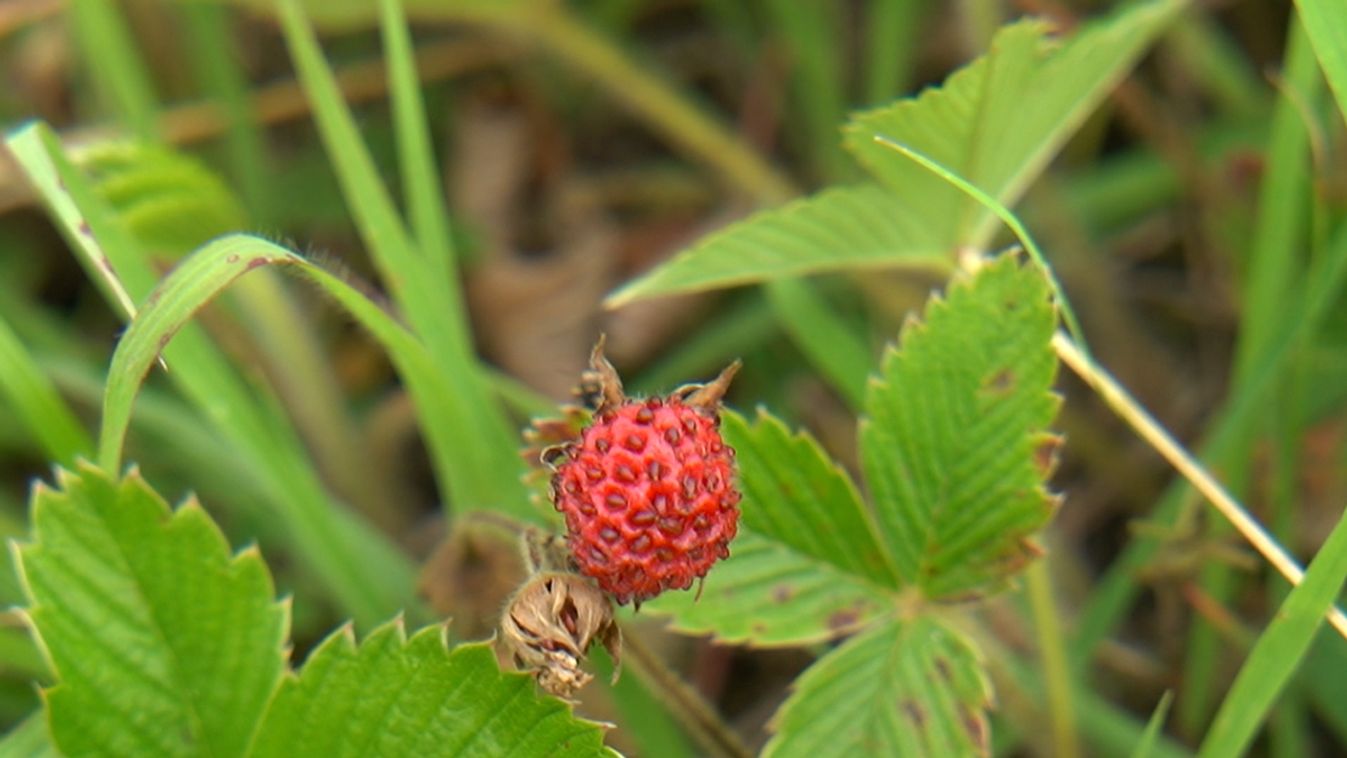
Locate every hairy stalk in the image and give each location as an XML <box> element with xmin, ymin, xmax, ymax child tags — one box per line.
<box><xmin>1052</xmin><ymin>333</ymin><xmax>1347</xmax><ymax>641</ymax></box>
<box><xmin>1026</xmin><ymin>560</ymin><xmax>1080</xmax><ymax>758</ymax></box>
<box><xmin>619</xmin><ymin>625</ymin><xmax>754</xmax><ymax>758</ymax></box>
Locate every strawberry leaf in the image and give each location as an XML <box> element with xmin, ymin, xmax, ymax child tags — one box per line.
<box><xmin>14</xmin><ymin>463</ymin><xmax>288</xmax><ymax>757</ymax></box>
<box><xmin>861</xmin><ymin>255</ymin><xmax>1060</xmax><ymax>600</ymax></box>
<box><xmin>765</xmin><ymin>616</ymin><xmax>991</xmax><ymax>757</ymax></box>
<box><xmin>844</xmin><ymin>0</ymin><xmax>1183</xmax><ymax>250</ymax></box>
<box><xmin>251</xmin><ymin>623</ymin><xmax>614</xmax><ymax>757</ymax></box>
<box><xmin>644</xmin><ymin>410</ymin><xmax>896</xmax><ymax>645</ymax></box>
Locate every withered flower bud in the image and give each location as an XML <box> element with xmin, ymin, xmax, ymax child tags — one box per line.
<box><xmin>498</xmin><ymin>567</ymin><xmax>620</xmax><ymax>699</ymax></box>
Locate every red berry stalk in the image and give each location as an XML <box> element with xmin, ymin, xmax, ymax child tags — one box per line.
<box><xmin>549</xmin><ymin>341</ymin><xmax>741</xmax><ymax>605</ymax></box>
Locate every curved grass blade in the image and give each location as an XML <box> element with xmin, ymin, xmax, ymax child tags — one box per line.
<box><xmin>8</xmin><ymin>122</ymin><xmax>420</xmax><ymax>625</ymax></box>
<box><xmin>99</xmin><ymin>233</ymin><xmax>543</xmax><ymax>524</ymax></box>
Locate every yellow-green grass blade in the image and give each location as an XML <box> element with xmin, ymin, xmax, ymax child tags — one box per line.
<box><xmin>1198</xmin><ymin>505</ymin><xmax>1347</xmax><ymax>757</ymax></box>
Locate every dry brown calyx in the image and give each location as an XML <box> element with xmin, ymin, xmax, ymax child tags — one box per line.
<box><xmin>497</xmin><ymin>529</ymin><xmax>621</xmax><ymax>699</ymax></box>
<box><xmin>580</xmin><ymin>334</ymin><xmax>740</xmax><ymax>415</ymax></box>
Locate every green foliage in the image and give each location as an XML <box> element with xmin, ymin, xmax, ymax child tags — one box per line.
<box><xmin>1294</xmin><ymin>0</ymin><xmax>1347</xmax><ymax>124</ymax></box>
<box><xmin>77</xmin><ymin>143</ymin><xmax>247</xmax><ymax>255</ymax></box>
<box><xmin>12</xmin><ymin>0</ymin><xmax>1345</xmax><ymax>754</ymax></box>
<box><xmin>0</xmin><ymin>316</ymin><xmax>91</xmax><ymax>466</ymax></box>
<box><xmin>254</xmin><ymin>627</ymin><xmax>613</xmax><ymax>757</ymax></box>
<box><xmin>650</xmin><ymin>256</ymin><xmax>1060</xmax><ymax>754</ymax></box>
<box><xmin>13</xmin><ymin>465</ymin><xmax>612</xmax><ymax>756</ymax></box>
<box><xmin>765</xmin><ymin>617</ymin><xmax>991</xmax><ymax>757</ymax></box>
<box><xmin>276</xmin><ymin>0</ymin><xmax>532</xmax><ymax>519</ymax></box>
<box><xmin>8</xmin><ymin>123</ymin><xmax>420</xmax><ymax>626</ymax></box>
<box><xmin>1197</xmin><ymin>506</ymin><xmax>1347</xmax><ymax>757</ymax></box>
<box><xmin>863</xmin><ymin>257</ymin><xmax>1059</xmax><ymax>599</ymax></box>
<box><xmin>845</xmin><ymin>2</ymin><xmax>1180</xmax><ymax>249</ymax></box>
<box><xmin>609</xmin><ymin>0</ymin><xmax>1181</xmax><ymax>304</ymax></box>
<box><xmin>16</xmin><ymin>464</ymin><xmax>287</xmax><ymax>756</ymax></box>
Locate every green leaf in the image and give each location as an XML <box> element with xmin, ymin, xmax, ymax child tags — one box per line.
<box><xmin>862</xmin><ymin>255</ymin><xmax>1059</xmax><ymax>600</ymax></box>
<box><xmin>645</xmin><ymin>530</ymin><xmax>893</xmax><ymax>646</ymax></box>
<box><xmin>608</xmin><ymin>1</ymin><xmax>1178</xmax><ymax>305</ymax></box>
<box><xmin>646</xmin><ymin>410</ymin><xmax>896</xmax><ymax>645</ymax></box>
<box><xmin>252</xmin><ymin>623</ymin><xmax>614</xmax><ymax>757</ymax></box>
<box><xmin>1197</xmin><ymin>505</ymin><xmax>1347</xmax><ymax>757</ymax></box>
<box><xmin>606</xmin><ymin>184</ymin><xmax>952</xmax><ymax>305</ymax></box>
<box><xmin>0</xmin><ymin>712</ymin><xmax>59</xmax><ymax>757</ymax></box>
<box><xmin>765</xmin><ymin>617</ymin><xmax>991</xmax><ymax>757</ymax></box>
<box><xmin>77</xmin><ymin>142</ymin><xmax>248</xmax><ymax>256</ymax></box>
<box><xmin>14</xmin><ymin>464</ymin><xmax>288</xmax><ymax>757</ymax></box>
<box><xmin>845</xmin><ymin>0</ymin><xmax>1182</xmax><ymax>250</ymax></box>
<box><xmin>0</xmin><ymin>315</ymin><xmax>92</xmax><ymax>466</ymax></box>
<box><xmin>1294</xmin><ymin>0</ymin><xmax>1347</xmax><ymax>125</ymax></box>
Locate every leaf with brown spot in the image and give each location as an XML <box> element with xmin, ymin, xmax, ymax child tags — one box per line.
<box><xmin>861</xmin><ymin>255</ymin><xmax>1061</xmax><ymax>600</ymax></box>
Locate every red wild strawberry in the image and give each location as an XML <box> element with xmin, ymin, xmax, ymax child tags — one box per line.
<box><xmin>549</xmin><ymin>341</ymin><xmax>741</xmax><ymax>605</ymax></box>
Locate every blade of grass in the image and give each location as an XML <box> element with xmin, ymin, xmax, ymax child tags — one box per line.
<box><xmin>765</xmin><ymin>278</ymin><xmax>869</xmax><ymax>408</ymax></box>
<box><xmin>178</xmin><ymin>0</ymin><xmax>273</xmax><ymax>219</ymax></box>
<box><xmin>379</xmin><ymin>0</ymin><xmax>457</xmax><ymax>283</ymax></box>
<box><xmin>278</xmin><ymin>0</ymin><xmax>531</xmax><ymax>518</ymax></box>
<box><xmin>1054</xmin><ymin>331</ymin><xmax>1347</xmax><ymax>642</ymax></box>
<box><xmin>763</xmin><ymin>0</ymin><xmax>849</xmax><ymax>181</ymax></box>
<box><xmin>68</xmin><ymin>0</ymin><xmax>159</xmax><ymax>140</ymax></box>
<box><xmin>1230</xmin><ymin>22</ymin><xmax>1319</xmax><ymax>389</ymax></box>
<box><xmin>863</xmin><ymin>0</ymin><xmax>924</xmax><ymax>104</ymax></box>
<box><xmin>1072</xmin><ymin>166</ymin><xmax>1347</xmax><ymax>672</ymax></box>
<box><xmin>1131</xmin><ymin>691</ymin><xmax>1174</xmax><ymax>758</ymax></box>
<box><xmin>1179</xmin><ymin>19</ymin><xmax>1322</xmax><ymax>734</ymax></box>
<box><xmin>1027</xmin><ymin>559</ymin><xmax>1080</xmax><ymax>758</ymax></box>
<box><xmin>1197</xmin><ymin>503</ymin><xmax>1347</xmax><ymax>757</ymax></box>
<box><xmin>9</xmin><ymin>122</ymin><xmax>419</xmax><ymax>626</ymax></box>
<box><xmin>1293</xmin><ymin>0</ymin><xmax>1347</xmax><ymax>124</ymax></box>
<box><xmin>0</xmin><ymin>315</ymin><xmax>92</xmax><ymax>465</ymax></box>
<box><xmin>630</xmin><ymin>295</ymin><xmax>777</xmax><ymax>394</ymax></box>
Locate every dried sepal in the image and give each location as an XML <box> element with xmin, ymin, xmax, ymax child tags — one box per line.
<box><xmin>677</xmin><ymin>359</ymin><xmax>742</xmax><ymax>412</ymax></box>
<box><xmin>498</xmin><ymin>569</ymin><xmax>621</xmax><ymax>699</ymax></box>
<box><xmin>579</xmin><ymin>335</ymin><xmax>625</xmax><ymax>412</ymax></box>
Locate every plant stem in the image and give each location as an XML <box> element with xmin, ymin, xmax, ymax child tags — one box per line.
<box><xmin>1026</xmin><ymin>559</ymin><xmax>1080</xmax><ymax>758</ymax></box>
<box><xmin>619</xmin><ymin>624</ymin><xmax>754</xmax><ymax>758</ymax></box>
<box><xmin>1051</xmin><ymin>332</ymin><xmax>1347</xmax><ymax>642</ymax></box>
